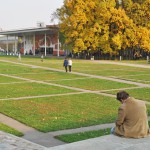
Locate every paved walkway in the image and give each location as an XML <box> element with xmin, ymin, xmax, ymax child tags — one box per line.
<box><xmin>0</xmin><ymin>59</ymin><xmax>150</xmax><ymax>149</ymax></box>
<box><xmin>0</xmin><ymin>131</ymin><xmax>46</xmax><ymax>150</ymax></box>
<box><xmin>95</xmin><ymin>60</ymin><xmax>150</xmax><ymax>69</ymax></box>
<box><xmin>48</xmin><ymin>134</ymin><xmax>150</xmax><ymax>150</ymax></box>
<box><xmin>1</xmin><ymin>132</ymin><xmax>150</xmax><ymax>150</ymax></box>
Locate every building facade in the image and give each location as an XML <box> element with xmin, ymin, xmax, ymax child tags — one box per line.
<box><xmin>0</xmin><ymin>25</ymin><xmax>64</xmax><ymax>56</ymax></box>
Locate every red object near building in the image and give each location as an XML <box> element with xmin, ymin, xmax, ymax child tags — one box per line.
<box><xmin>53</xmin><ymin>49</ymin><xmax>65</xmax><ymax>56</ymax></box>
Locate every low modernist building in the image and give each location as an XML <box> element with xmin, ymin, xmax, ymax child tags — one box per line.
<box><xmin>0</xmin><ymin>25</ymin><xmax>63</xmax><ymax>56</ymax></box>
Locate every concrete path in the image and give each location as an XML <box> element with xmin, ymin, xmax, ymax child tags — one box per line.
<box><xmin>48</xmin><ymin>134</ymin><xmax>150</xmax><ymax>150</ymax></box>
<box><xmin>0</xmin><ymin>114</ymin><xmax>65</xmax><ymax>147</ymax></box>
<box><xmin>1</xmin><ymin>113</ymin><xmax>150</xmax><ymax>149</ymax></box>
<box><xmin>95</xmin><ymin>60</ymin><xmax>150</xmax><ymax>69</ymax></box>
<box><xmin>1</xmin><ymin>131</ymin><xmax>150</xmax><ymax>150</ymax></box>
<box><xmin>0</xmin><ymin>131</ymin><xmax>46</xmax><ymax>150</ymax></box>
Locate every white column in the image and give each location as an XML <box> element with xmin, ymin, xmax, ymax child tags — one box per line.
<box><xmin>120</xmin><ymin>56</ymin><xmax>122</xmax><ymax>61</ymax></box>
<box><xmin>57</xmin><ymin>32</ymin><xmax>60</xmax><ymax>57</ymax></box>
<box><xmin>45</xmin><ymin>32</ymin><xmax>47</xmax><ymax>56</ymax></box>
<box><xmin>33</xmin><ymin>34</ymin><xmax>35</xmax><ymax>55</ymax></box>
<box><xmin>147</xmin><ymin>56</ymin><xmax>149</xmax><ymax>62</ymax></box>
<box><xmin>14</xmin><ymin>36</ymin><xmax>17</xmax><ymax>54</ymax></box>
<box><xmin>13</xmin><ymin>45</ymin><xmax>14</xmax><ymax>54</ymax></box>
<box><xmin>6</xmin><ymin>35</ymin><xmax>8</xmax><ymax>53</ymax></box>
<box><xmin>23</xmin><ymin>35</ymin><xmax>26</xmax><ymax>55</ymax></box>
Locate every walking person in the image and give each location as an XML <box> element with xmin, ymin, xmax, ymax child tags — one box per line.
<box><xmin>41</xmin><ymin>54</ymin><xmax>44</xmax><ymax>62</ymax></box>
<box><xmin>111</xmin><ymin>91</ymin><xmax>149</xmax><ymax>138</ymax></box>
<box><xmin>68</xmin><ymin>58</ymin><xmax>72</xmax><ymax>72</ymax></box>
<box><xmin>18</xmin><ymin>52</ymin><xmax>21</xmax><ymax>61</ymax></box>
<box><xmin>63</xmin><ymin>57</ymin><xmax>68</xmax><ymax>72</ymax></box>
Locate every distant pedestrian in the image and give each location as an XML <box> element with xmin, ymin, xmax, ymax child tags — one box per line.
<box><xmin>68</xmin><ymin>58</ymin><xmax>72</xmax><ymax>72</ymax></box>
<box><xmin>18</xmin><ymin>53</ymin><xmax>21</xmax><ymax>61</ymax></box>
<box><xmin>41</xmin><ymin>54</ymin><xmax>44</xmax><ymax>62</ymax></box>
<box><xmin>63</xmin><ymin>57</ymin><xmax>68</xmax><ymax>72</ymax></box>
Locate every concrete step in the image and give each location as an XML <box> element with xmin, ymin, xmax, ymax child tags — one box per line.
<box><xmin>48</xmin><ymin>134</ymin><xmax>150</xmax><ymax>150</ymax></box>
<box><xmin>0</xmin><ymin>131</ymin><xmax>46</xmax><ymax>150</ymax></box>
<box><xmin>1</xmin><ymin>131</ymin><xmax>150</xmax><ymax>150</ymax></box>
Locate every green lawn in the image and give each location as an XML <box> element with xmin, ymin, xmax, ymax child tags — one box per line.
<box><xmin>56</xmin><ymin>120</ymin><xmax>150</xmax><ymax>143</ymax></box>
<box><xmin>0</xmin><ymin>94</ymin><xmax>120</xmax><ymax>132</ymax></box>
<box><xmin>0</xmin><ymin>56</ymin><xmax>149</xmax><ymax>134</ymax></box>
<box><xmin>0</xmin><ymin>56</ymin><xmax>150</xmax><ymax>84</ymax></box>
<box><xmin>1</xmin><ymin>93</ymin><xmax>150</xmax><ymax>132</ymax></box>
<box><xmin>50</xmin><ymin>78</ymin><xmax>136</xmax><ymax>91</ymax></box>
<box><xmin>0</xmin><ymin>123</ymin><xmax>23</xmax><ymax>137</ymax></box>
<box><xmin>13</xmin><ymin>70</ymin><xmax>87</xmax><ymax>81</ymax></box>
<box><xmin>0</xmin><ymin>82</ymin><xmax>76</xmax><ymax>99</ymax></box>
<box><xmin>0</xmin><ymin>75</ymin><xmax>24</xmax><ymax>83</ymax></box>
<box><xmin>104</xmin><ymin>88</ymin><xmax>150</xmax><ymax>102</ymax></box>
<box><xmin>55</xmin><ymin>128</ymin><xmax>111</xmax><ymax>143</ymax></box>
<box><xmin>0</xmin><ymin>61</ymin><xmax>43</xmax><ymax>74</ymax></box>
<box><xmin>113</xmin><ymin>74</ymin><xmax>150</xmax><ymax>84</ymax></box>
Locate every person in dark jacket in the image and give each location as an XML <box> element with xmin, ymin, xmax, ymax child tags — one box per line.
<box><xmin>63</xmin><ymin>57</ymin><xmax>68</xmax><ymax>72</ymax></box>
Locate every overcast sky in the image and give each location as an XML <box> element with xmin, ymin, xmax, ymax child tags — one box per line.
<box><xmin>0</xmin><ymin>0</ymin><xmax>64</xmax><ymax>30</ymax></box>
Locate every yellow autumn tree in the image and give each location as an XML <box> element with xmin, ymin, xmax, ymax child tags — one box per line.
<box><xmin>122</xmin><ymin>0</ymin><xmax>150</xmax><ymax>52</ymax></box>
<box><xmin>123</xmin><ymin>0</ymin><xmax>150</xmax><ymax>28</ymax></box>
<box><xmin>55</xmin><ymin>0</ymin><xmax>150</xmax><ymax>54</ymax></box>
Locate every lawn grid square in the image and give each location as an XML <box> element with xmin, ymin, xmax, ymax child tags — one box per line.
<box><xmin>0</xmin><ymin>82</ymin><xmax>76</xmax><ymax>99</ymax></box>
<box><xmin>0</xmin><ymin>93</ymin><xmax>120</xmax><ymax>132</ymax></box>
<box><xmin>49</xmin><ymin>78</ymin><xmax>137</xmax><ymax>91</ymax></box>
<box><xmin>1</xmin><ymin>93</ymin><xmax>150</xmax><ymax>132</ymax></box>
<box><xmin>0</xmin><ymin>75</ymin><xmax>25</xmax><ymax>83</ymax></box>
<box><xmin>103</xmin><ymin>88</ymin><xmax>150</xmax><ymax>102</ymax></box>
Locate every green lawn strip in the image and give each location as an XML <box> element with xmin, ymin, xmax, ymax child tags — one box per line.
<box><xmin>1</xmin><ymin>56</ymin><xmax>149</xmax><ymax>84</ymax></box>
<box><xmin>0</xmin><ymin>75</ymin><xmax>24</xmax><ymax>83</ymax></box>
<box><xmin>0</xmin><ymin>82</ymin><xmax>76</xmax><ymax>98</ymax></box>
<box><xmin>50</xmin><ymin>78</ymin><xmax>136</xmax><ymax>91</ymax></box>
<box><xmin>0</xmin><ymin>60</ymin><xmax>87</xmax><ymax>81</ymax></box>
<box><xmin>0</xmin><ymin>123</ymin><xmax>23</xmax><ymax>137</ymax></box>
<box><xmin>30</xmin><ymin>59</ymin><xmax>150</xmax><ymax>78</ymax></box>
<box><xmin>0</xmin><ymin>56</ymin><xmax>64</xmax><ymax>70</ymax></box>
<box><xmin>0</xmin><ymin>61</ymin><xmax>50</xmax><ymax>74</ymax></box>
<box><xmin>15</xmin><ymin>71</ymin><xmax>87</xmax><ymax>81</ymax></box>
<box><xmin>0</xmin><ymin>93</ymin><xmax>120</xmax><ymax>132</ymax></box>
<box><xmin>104</xmin><ymin>88</ymin><xmax>150</xmax><ymax>102</ymax></box>
<box><xmin>0</xmin><ymin>55</ymin><xmax>148</xmax><ymax>65</ymax></box>
<box><xmin>56</xmin><ymin>120</ymin><xmax>150</xmax><ymax>143</ymax></box>
<box><xmin>2</xmin><ymin>56</ymin><xmax>149</xmax><ymax>76</ymax></box>
<box><xmin>22</xmin><ymin>58</ymin><xmax>150</xmax><ymax>83</ymax></box>
<box><xmin>55</xmin><ymin>128</ymin><xmax>111</xmax><ymax>143</ymax></box>
<box><xmin>73</xmin><ymin>67</ymin><xmax>150</xmax><ymax>78</ymax></box>
<box><xmin>121</xmin><ymin>60</ymin><xmax>149</xmax><ymax>65</ymax></box>
<box><xmin>114</xmin><ymin>74</ymin><xmax>150</xmax><ymax>84</ymax></box>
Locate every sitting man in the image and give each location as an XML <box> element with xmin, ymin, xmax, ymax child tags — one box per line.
<box><xmin>112</xmin><ymin>91</ymin><xmax>149</xmax><ymax>138</ymax></box>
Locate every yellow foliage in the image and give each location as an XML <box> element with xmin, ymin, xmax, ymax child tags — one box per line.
<box><xmin>57</xmin><ymin>0</ymin><xmax>150</xmax><ymax>53</ymax></box>
<box><xmin>112</xmin><ymin>34</ymin><xmax>122</xmax><ymax>49</ymax></box>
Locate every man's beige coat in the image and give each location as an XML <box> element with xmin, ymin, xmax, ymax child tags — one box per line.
<box><xmin>115</xmin><ymin>97</ymin><xmax>149</xmax><ymax>138</ymax></box>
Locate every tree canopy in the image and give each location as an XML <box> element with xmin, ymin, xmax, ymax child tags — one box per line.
<box><xmin>54</xmin><ymin>0</ymin><xmax>150</xmax><ymax>54</ymax></box>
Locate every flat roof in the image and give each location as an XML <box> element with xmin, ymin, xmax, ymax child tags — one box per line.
<box><xmin>0</xmin><ymin>25</ymin><xmax>59</xmax><ymax>36</ymax></box>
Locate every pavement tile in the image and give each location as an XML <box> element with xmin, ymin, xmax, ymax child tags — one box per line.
<box><xmin>0</xmin><ymin>131</ymin><xmax>46</xmax><ymax>150</ymax></box>
<box><xmin>47</xmin><ymin>135</ymin><xmax>150</xmax><ymax>150</ymax></box>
